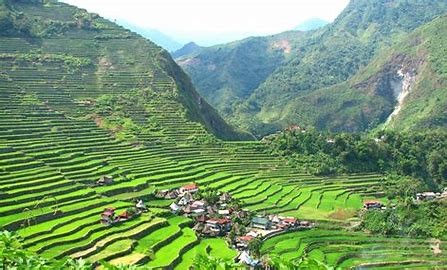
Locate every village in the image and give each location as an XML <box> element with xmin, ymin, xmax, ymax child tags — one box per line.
<box><xmin>96</xmin><ymin>176</ymin><xmax>447</xmax><ymax>267</ymax></box>
<box><xmin>156</xmin><ymin>182</ymin><xmax>314</xmax><ymax>266</ymax></box>
<box><xmin>97</xmin><ymin>179</ymin><xmax>314</xmax><ymax>267</ymax></box>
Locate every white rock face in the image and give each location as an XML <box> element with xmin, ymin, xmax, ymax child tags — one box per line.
<box><xmin>385</xmin><ymin>68</ymin><xmax>416</xmax><ymax>126</ymax></box>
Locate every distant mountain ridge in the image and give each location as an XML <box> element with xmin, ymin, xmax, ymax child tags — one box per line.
<box><xmin>172</xmin><ymin>42</ymin><xmax>202</xmax><ymax>59</ymax></box>
<box><xmin>294</xmin><ymin>18</ymin><xmax>329</xmax><ymax>31</ymax></box>
<box><xmin>117</xmin><ymin>21</ymin><xmax>183</xmax><ymax>52</ymax></box>
<box><xmin>177</xmin><ymin>0</ymin><xmax>447</xmax><ymax>137</ymax></box>
<box><xmin>174</xmin><ymin>31</ymin><xmax>306</xmax><ymax>118</ymax></box>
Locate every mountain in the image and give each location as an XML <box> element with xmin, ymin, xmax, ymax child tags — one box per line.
<box><xmin>175</xmin><ymin>31</ymin><xmax>306</xmax><ymax>118</ymax></box>
<box><xmin>180</xmin><ymin>0</ymin><xmax>447</xmax><ymax>136</ymax></box>
<box><xmin>117</xmin><ymin>21</ymin><xmax>183</xmax><ymax>52</ymax></box>
<box><xmin>299</xmin><ymin>14</ymin><xmax>447</xmax><ymax>132</ymax></box>
<box><xmin>221</xmin><ymin>0</ymin><xmax>447</xmax><ymax>136</ymax></box>
<box><xmin>171</xmin><ymin>41</ymin><xmax>202</xmax><ymax>59</ymax></box>
<box><xmin>294</xmin><ymin>18</ymin><xmax>329</xmax><ymax>31</ymax></box>
<box><xmin>0</xmin><ymin>0</ymin><xmax>250</xmax><ymax>141</ymax></box>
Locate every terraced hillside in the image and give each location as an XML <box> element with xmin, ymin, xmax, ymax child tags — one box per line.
<box><xmin>0</xmin><ymin>0</ymin><xmax>443</xmax><ymax>269</ymax></box>
<box><xmin>262</xmin><ymin>229</ymin><xmax>447</xmax><ymax>269</ymax></box>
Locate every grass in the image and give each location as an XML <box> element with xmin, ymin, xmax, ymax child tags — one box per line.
<box><xmin>262</xmin><ymin>229</ymin><xmax>446</xmax><ymax>269</ymax></box>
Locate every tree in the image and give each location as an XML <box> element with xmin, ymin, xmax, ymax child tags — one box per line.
<box><xmin>248</xmin><ymin>237</ymin><xmax>263</xmax><ymax>259</ymax></box>
<box><xmin>192</xmin><ymin>254</ymin><xmax>242</xmax><ymax>270</ymax></box>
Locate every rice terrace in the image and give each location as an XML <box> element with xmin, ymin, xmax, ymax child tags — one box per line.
<box><xmin>0</xmin><ymin>0</ymin><xmax>446</xmax><ymax>269</ymax></box>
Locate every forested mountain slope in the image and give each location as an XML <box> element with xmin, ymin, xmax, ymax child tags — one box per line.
<box><xmin>265</xmin><ymin>15</ymin><xmax>447</xmax><ymax>132</ymax></box>
<box><xmin>237</xmin><ymin>0</ymin><xmax>447</xmax><ymax>136</ymax></box>
<box><xmin>179</xmin><ymin>0</ymin><xmax>447</xmax><ymax>136</ymax></box>
<box><xmin>175</xmin><ymin>31</ymin><xmax>306</xmax><ymax>118</ymax></box>
<box><xmin>0</xmin><ymin>0</ymin><xmax>249</xmax><ymax>141</ymax></box>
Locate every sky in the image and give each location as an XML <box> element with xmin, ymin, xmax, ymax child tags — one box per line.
<box><xmin>61</xmin><ymin>0</ymin><xmax>349</xmax><ymax>46</ymax></box>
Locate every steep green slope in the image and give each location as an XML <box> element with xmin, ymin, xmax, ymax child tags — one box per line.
<box><xmin>0</xmin><ymin>0</ymin><xmax>249</xmax><ymax>141</ymax></box>
<box><xmin>175</xmin><ymin>31</ymin><xmax>306</xmax><ymax>117</ymax></box>
<box><xmin>211</xmin><ymin>0</ymin><xmax>447</xmax><ymax>136</ymax></box>
<box><xmin>280</xmin><ymin>15</ymin><xmax>447</xmax><ymax>132</ymax></box>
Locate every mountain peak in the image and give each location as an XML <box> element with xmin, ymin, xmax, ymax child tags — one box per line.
<box><xmin>294</xmin><ymin>18</ymin><xmax>329</xmax><ymax>31</ymax></box>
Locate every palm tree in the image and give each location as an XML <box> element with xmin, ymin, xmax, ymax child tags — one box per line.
<box><xmin>192</xmin><ymin>254</ymin><xmax>242</xmax><ymax>270</ymax></box>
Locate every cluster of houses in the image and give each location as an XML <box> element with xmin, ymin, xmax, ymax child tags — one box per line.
<box><xmin>156</xmin><ymin>182</ymin><xmax>313</xmax><ymax>259</ymax></box>
<box><xmin>100</xmin><ymin>199</ymin><xmax>147</xmax><ymax>226</ymax></box>
<box><xmin>415</xmin><ymin>189</ymin><xmax>447</xmax><ymax>202</ymax></box>
<box><xmin>362</xmin><ymin>188</ymin><xmax>447</xmax><ymax>211</ymax></box>
<box><xmin>235</xmin><ymin>215</ymin><xmax>312</xmax><ymax>249</ymax></box>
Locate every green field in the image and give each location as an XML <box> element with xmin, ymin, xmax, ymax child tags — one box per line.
<box><xmin>262</xmin><ymin>229</ymin><xmax>447</xmax><ymax>269</ymax></box>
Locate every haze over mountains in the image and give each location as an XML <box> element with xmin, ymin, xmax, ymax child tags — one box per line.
<box><xmin>117</xmin><ymin>21</ymin><xmax>183</xmax><ymax>52</ymax></box>
<box><xmin>294</xmin><ymin>18</ymin><xmax>329</xmax><ymax>31</ymax></box>
<box><xmin>176</xmin><ymin>0</ymin><xmax>447</xmax><ymax>137</ymax></box>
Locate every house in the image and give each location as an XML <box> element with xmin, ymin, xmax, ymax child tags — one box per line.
<box><xmin>363</xmin><ymin>200</ymin><xmax>384</xmax><ymax>210</ymax></box>
<box><xmin>269</xmin><ymin>215</ymin><xmax>281</xmax><ymax>224</ymax></box>
<box><xmin>135</xmin><ymin>200</ymin><xmax>147</xmax><ymax>212</ymax></box>
<box><xmin>166</xmin><ymin>190</ymin><xmax>180</xmax><ymax>199</ymax></box>
<box><xmin>178</xmin><ymin>192</ymin><xmax>193</xmax><ymax>206</ymax></box>
<box><xmin>416</xmin><ymin>192</ymin><xmax>437</xmax><ymax>201</ymax></box>
<box><xmin>190</xmin><ymin>200</ymin><xmax>206</xmax><ymax>210</ymax></box>
<box><xmin>117</xmin><ymin>211</ymin><xmax>132</xmax><ymax>221</ymax></box>
<box><xmin>299</xmin><ymin>220</ymin><xmax>312</xmax><ymax>228</ymax></box>
<box><xmin>251</xmin><ymin>216</ymin><xmax>271</xmax><ymax>230</ymax></box>
<box><xmin>97</xmin><ymin>175</ymin><xmax>113</xmax><ymax>186</ymax></box>
<box><xmin>236</xmin><ymin>235</ymin><xmax>254</xmax><ymax>249</ymax></box>
<box><xmin>218</xmin><ymin>209</ymin><xmax>230</xmax><ymax>216</ymax></box>
<box><xmin>155</xmin><ymin>189</ymin><xmax>169</xmax><ymax>199</ymax></box>
<box><xmin>180</xmin><ymin>183</ymin><xmax>199</xmax><ymax>194</ymax></box>
<box><xmin>156</xmin><ymin>189</ymin><xmax>180</xmax><ymax>199</ymax></box>
<box><xmin>238</xmin><ymin>250</ymin><xmax>259</xmax><ymax>267</ymax></box>
<box><xmin>281</xmin><ymin>217</ymin><xmax>298</xmax><ymax>228</ymax></box>
<box><xmin>204</xmin><ymin>218</ymin><xmax>232</xmax><ymax>236</ymax></box>
<box><xmin>170</xmin><ymin>202</ymin><xmax>180</xmax><ymax>213</ymax></box>
<box><xmin>101</xmin><ymin>208</ymin><xmax>115</xmax><ymax>225</ymax></box>
<box><xmin>191</xmin><ymin>208</ymin><xmax>206</xmax><ymax>216</ymax></box>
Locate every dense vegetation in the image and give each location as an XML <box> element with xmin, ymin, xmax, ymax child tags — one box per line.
<box><xmin>266</xmin><ymin>128</ymin><xmax>447</xmax><ymax>238</ymax></box>
<box><xmin>360</xmin><ymin>199</ymin><xmax>447</xmax><ymax>239</ymax></box>
<box><xmin>266</xmin><ymin>129</ymin><xmax>447</xmax><ymax>187</ymax></box>
<box><xmin>175</xmin><ymin>31</ymin><xmax>305</xmax><ymax>118</ymax></box>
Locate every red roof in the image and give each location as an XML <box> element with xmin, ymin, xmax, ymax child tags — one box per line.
<box><xmin>182</xmin><ymin>183</ymin><xmax>198</xmax><ymax>190</ymax></box>
<box><xmin>102</xmin><ymin>208</ymin><xmax>115</xmax><ymax>216</ymax></box>
<box><xmin>364</xmin><ymin>200</ymin><xmax>381</xmax><ymax>204</ymax></box>
<box><xmin>118</xmin><ymin>211</ymin><xmax>131</xmax><ymax>218</ymax></box>
<box><xmin>238</xmin><ymin>235</ymin><xmax>254</xmax><ymax>242</ymax></box>
<box><xmin>282</xmin><ymin>217</ymin><xmax>297</xmax><ymax>223</ymax></box>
